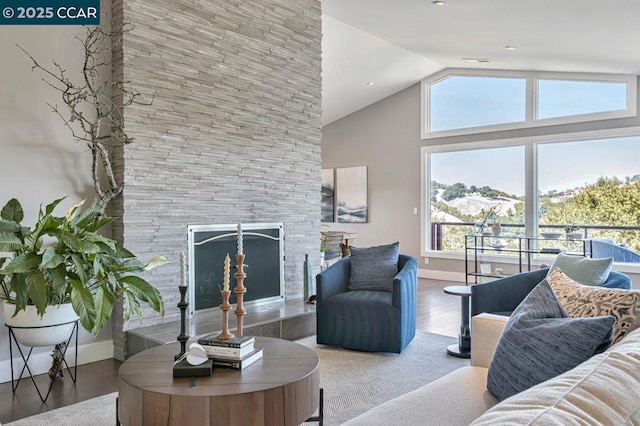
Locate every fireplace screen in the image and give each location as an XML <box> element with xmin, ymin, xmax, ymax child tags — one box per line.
<box><xmin>187</xmin><ymin>223</ymin><xmax>284</xmax><ymax>314</ymax></box>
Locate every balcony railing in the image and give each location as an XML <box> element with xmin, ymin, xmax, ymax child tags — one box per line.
<box><xmin>430</xmin><ymin>221</ymin><xmax>640</xmax><ymax>262</ymax></box>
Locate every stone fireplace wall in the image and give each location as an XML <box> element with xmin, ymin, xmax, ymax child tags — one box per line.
<box><xmin>110</xmin><ymin>0</ymin><xmax>322</xmax><ymax>360</ymax></box>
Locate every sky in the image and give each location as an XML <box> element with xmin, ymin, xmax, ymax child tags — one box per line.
<box><xmin>430</xmin><ymin>76</ymin><xmax>627</xmax><ymax>132</ymax></box>
<box><xmin>431</xmin><ymin>146</ymin><xmax>525</xmax><ymax>195</ymax></box>
<box><xmin>429</xmin><ymin>76</ymin><xmax>639</xmax><ymax>196</ymax></box>
<box><xmin>538</xmin><ymin>137</ymin><xmax>640</xmax><ymax>192</ymax></box>
<box><xmin>430</xmin><ymin>137</ymin><xmax>640</xmax><ymax>196</ymax></box>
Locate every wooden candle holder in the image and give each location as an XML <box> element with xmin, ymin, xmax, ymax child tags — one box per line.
<box><xmin>217</xmin><ymin>290</ymin><xmax>234</xmax><ymax>340</ymax></box>
<box><xmin>234</xmin><ymin>254</ymin><xmax>247</xmax><ymax>336</ymax></box>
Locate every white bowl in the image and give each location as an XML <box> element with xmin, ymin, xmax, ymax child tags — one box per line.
<box><xmin>540</xmin><ymin>232</ymin><xmax>563</xmax><ymax>239</ymax></box>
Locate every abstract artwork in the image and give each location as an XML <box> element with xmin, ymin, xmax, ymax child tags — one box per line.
<box><xmin>321</xmin><ymin>169</ymin><xmax>335</xmax><ymax>222</ymax></box>
<box><xmin>336</xmin><ymin>166</ymin><xmax>368</xmax><ymax>223</ymax></box>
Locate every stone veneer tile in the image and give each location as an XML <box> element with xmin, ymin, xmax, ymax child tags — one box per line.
<box><xmin>281</xmin><ymin>314</ymin><xmax>316</xmax><ymax>341</ymax></box>
<box><xmin>242</xmin><ymin>321</ymin><xmax>281</xmax><ymax>339</ymax></box>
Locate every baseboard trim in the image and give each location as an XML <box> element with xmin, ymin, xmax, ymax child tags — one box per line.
<box><xmin>0</xmin><ymin>339</ymin><xmax>114</xmax><ymax>384</ymax></box>
<box><xmin>418</xmin><ymin>269</ymin><xmax>465</xmax><ymax>283</ymax></box>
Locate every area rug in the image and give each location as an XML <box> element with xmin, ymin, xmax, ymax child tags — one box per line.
<box><xmin>300</xmin><ymin>332</ymin><xmax>468</xmax><ymax>425</ymax></box>
<box><xmin>6</xmin><ymin>332</ymin><xmax>468</xmax><ymax>426</ymax></box>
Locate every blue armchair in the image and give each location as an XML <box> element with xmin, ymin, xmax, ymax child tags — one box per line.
<box><xmin>590</xmin><ymin>238</ymin><xmax>640</xmax><ymax>263</ymax></box>
<box><xmin>471</xmin><ymin>268</ymin><xmax>632</xmax><ymax>318</ymax></box>
<box><xmin>316</xmin><ymin>254</ymin><xmax>418</xmax><ymax>353</ymax></box>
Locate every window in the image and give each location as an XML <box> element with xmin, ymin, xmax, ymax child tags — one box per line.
<box><xmin>421</xmin><ymin>70</ymin><xmax>636</xmax><ymax>138</ymax></box>
<box><xmin>424</xmin><ymin>133</ymin><xmax>640</xmax><ymax>263</ymax></box>
<box><xmin>537</xmin><ymin>79</ymin><xmax>627</xmax><ymax>119</ymax></box>
<box><xmin>429</xmin><ymin>76</ymin><xmax>526</xmax><ymax>132</ymax></box>
<box><xmin>538</xmin><ymin>137</ymin><xmax>640</xmax><ymax>257</ymax></box>
<box><xmin>429</xmin><ymin>146</ymin><xmax>525</xmax><ymax>252</ymax></box>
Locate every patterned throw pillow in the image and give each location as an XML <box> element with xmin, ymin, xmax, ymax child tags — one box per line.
<box><xmin>348</xmin><ymin>242</ymin><xmax>399</xmax><ymax>292</ymax></box>
<box><xmin>548</xmin><ymin>267</ymin><xmax>640</xmax><ymax>344</ymax></box>
<box><xmin>487</xmin><ymin>280</ymin><xmax>616</xmax><ymax>401</ymax></box>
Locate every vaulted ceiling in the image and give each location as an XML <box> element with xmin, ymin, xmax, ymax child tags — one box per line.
<box><xmin>321</xmin><ymin>0</ymin><xmax>640</xmax><ymax>125</ymax></box>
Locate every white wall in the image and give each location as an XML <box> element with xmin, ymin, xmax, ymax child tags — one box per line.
<box><xmin>322</xmin><ymin>85</ymin><xmax>423</xmax><ymax>257</ymax></box>
<box><xmin>322</xmin><ymin>81</ymin><xmax>640</xmax><ymax>289</ymax></box>
<box><xmin>0</xmin><ymin>22</ymin><xmax>113</xmax><ymax>378</ymax></box>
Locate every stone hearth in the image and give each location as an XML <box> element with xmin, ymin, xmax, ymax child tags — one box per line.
<box><xmin>126</xmin><ymin>300</ymin><xmax>316</xmax><ymax>357</ymax></box>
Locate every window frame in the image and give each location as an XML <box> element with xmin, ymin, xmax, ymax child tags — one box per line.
<box><xmin>420</xmin><ymin>126</ymin><xmax>640</xmax><ymax>273</ymax></box>
<box><xmin>421</xmin><ymin>69</ymin><xmax>637</xmax><ymax>139</ymax></box>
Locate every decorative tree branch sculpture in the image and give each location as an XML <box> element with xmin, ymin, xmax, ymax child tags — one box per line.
<box><xmin>18</xmin><ymin>16</ymin><xmax>152</xmax><ymax>214</ymax></box>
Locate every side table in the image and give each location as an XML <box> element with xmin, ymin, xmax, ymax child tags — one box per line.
<box><xmin>443</xmin><ymin>286</ymin><xmax>471</xmax><ymax>359</ymax></box>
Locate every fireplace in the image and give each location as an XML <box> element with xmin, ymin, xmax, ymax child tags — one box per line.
<box><xmin>187</xmin><ymin>223</ymin><xmax>285</xmax><ymax>315</ymax></box>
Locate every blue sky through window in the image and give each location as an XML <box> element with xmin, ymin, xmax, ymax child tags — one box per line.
<box><xmin>430</xmin><ymin>76</ymin><xmax>638</xmax><ymax>194</ymax></box>
<box><xmin>430</xmin><ymin>76</ymin><xmax>526</xmax><ymax>132</ymax></box>
<box><xmin>538</xmin><ymin>137</ymin><xmax>640</xmax><ymax>193</ymax></box>
<box><xmin>431</xmin><ymin>147</ymin><xmax>525</xmax><ymax>196</ymax></box>
<box><xmin>431</xmin><ymin>136</ymin><xmax>640</xmax><ymax>196</ymax></box>
<box><xmin>538</xmin><ymin>80</ymin><xmax>627</xmax><ymax>119</ymax></box>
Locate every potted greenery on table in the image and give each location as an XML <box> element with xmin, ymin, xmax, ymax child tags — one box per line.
<box><xmin>0</xmin><ymin>197</ymin><xmax>167</xmax><ymax>347</ymax></box>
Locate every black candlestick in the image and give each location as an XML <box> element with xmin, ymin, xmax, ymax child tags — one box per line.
<box><xmin>175</xmin><ymin>285</ymin><xmax>189</xmax><ymax>360</ymax></box>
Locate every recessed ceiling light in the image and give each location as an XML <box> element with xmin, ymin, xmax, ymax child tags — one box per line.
<box><xmin>367</xmin><ymin>81</ymin><xmax>375</xmax><ymax>86</ymax></box>
<box><xmin>505</xmin><ymin>46</ymin><xmax>517</xmax><ymax>50</ymax></box>
<box><xmin>433</xmin><ymin>1</ymin><xmax>447</xmax><ymax>5</ymax></box>
<box><xmin>462</xmin><ymin>58</ymin><xmax>491</xmax><ymax>63</ymax></box>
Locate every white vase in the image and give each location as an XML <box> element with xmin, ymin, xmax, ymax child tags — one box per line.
<box><xmin>491</xmin><ymin>223</ymin><xmax>502</xmax><ymax>237</ymax></box>
<box><xmin>3</xmin><ymin>301</ymin><xmax>79</xmax><ymax>347</ymax></box>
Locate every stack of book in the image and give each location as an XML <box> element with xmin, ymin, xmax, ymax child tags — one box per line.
<box><xmin>196</xmin><ymin>334</ymin><xmax>263</xmax><ymax>370</ymax></box>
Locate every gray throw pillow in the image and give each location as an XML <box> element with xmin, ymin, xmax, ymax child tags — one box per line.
<box><xmin>487</xmin><ymin>279</ymin><xmax>615</xmax><ymax>401</ymax></box>
<box><xmin>348</xmin><ymin>242</ymin><xmax>399</xmax><ymax>292</ymax></box>
<box><xmin>546</xmin><ymin>253</ymin><xmax>613</xmax><ymax>286</ymax></box>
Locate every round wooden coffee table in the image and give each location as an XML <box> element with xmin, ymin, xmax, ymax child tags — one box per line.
<box><xmin>118</xmin><ymin>336</ymin><xmax>320</xmax><ymax>426</ymax></box>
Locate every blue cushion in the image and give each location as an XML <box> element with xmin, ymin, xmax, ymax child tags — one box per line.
<box><xmin>546</xmin><ymin>253</ymin><xmax>613</xmax><ymax>286</ymax></box>
<box><xmin>348</xmin><ymin>242</ymin><xmax>399</xmax><ymax>292</ymax></box>
<box><xmin>487</xmin><ymin>279</ymin><xmax>615</xmax><ymax>401</ymax></box>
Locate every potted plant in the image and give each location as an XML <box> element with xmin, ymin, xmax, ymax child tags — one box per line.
<box><xmin>0</xmin><ymin>197</ymin><xmax>167</xmax><ymax>347</ymax></box>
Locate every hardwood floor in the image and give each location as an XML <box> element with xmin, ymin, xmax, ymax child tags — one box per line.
<box><xmin>0</xmin><ymin>358</ymin><xmax>121</xmax><ymax>424</ymax></box>
<box><xmin>0</xmin><ymin>278</ymin><xmax>461</xmax><ymax>424</ymax></box>
<box><xmin>416</xmin><ymin>278</ymin><xmax>461</xmax><ymax>337</ymax></box>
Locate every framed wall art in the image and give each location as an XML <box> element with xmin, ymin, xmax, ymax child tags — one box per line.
<box><xmin>336</xmin><ymin>166</ymin><xmax>368</xmax><ymax>223</ymax></box>
<box><xmin>321</xmin><ymin>168</ymin><xmax>335</xmax><ymax>222</ymax></box>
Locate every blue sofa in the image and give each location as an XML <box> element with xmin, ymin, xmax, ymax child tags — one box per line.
<box><xmin>471</xmin><ymin>268</ymin><xmax>632</xmax><ymax>318</ymax></box>
<box><xmin>316</xmin><ymin>254</ymin><xmax>418</xmax><ymax>353</ymax></box>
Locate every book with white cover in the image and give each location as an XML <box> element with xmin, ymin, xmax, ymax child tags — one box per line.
<box><xmin>197</xmin><ymin>334</ymin><xmax>255</xmax><ymax>348</ymax></box>
<box><xmin>201</xmin><ymin>342</ymin><xmax>255</xmax><ymax>359</ymax></box>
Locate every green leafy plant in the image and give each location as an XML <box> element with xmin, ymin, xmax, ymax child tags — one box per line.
<box><xmin>0</xmin><ymin>198</ymin><xmax>167</xmax><ymax>335</ymax></box>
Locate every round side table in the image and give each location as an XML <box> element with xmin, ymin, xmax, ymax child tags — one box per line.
<box><xmin>444</xmin><ymin>285</ymin><xmax>472</xmax><ymax>359</ymax></box>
